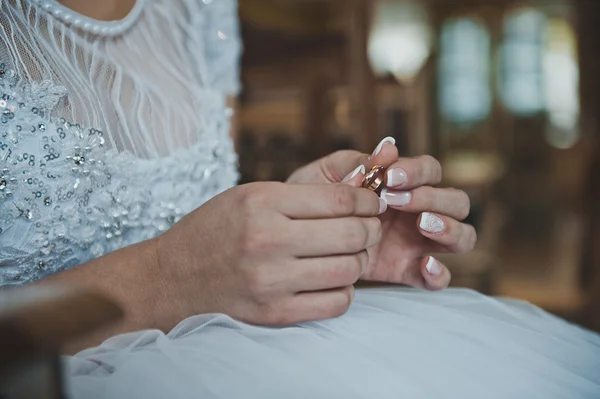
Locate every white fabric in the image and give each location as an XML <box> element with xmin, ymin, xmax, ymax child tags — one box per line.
<box><xmin>65</xmin><ymin>288</ymin><xmax>600</xmax><ymax>399</ymax></box>
<box><xmin>1</xmin><ymin>1</ymin><xmax>599</xmax><ymax>398</ymax></box>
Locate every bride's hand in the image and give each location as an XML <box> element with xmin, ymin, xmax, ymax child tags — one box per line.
<box><xmin>154</xmin><ymin>182</ymin><xmax>383</xmax><ymax>326</ymax></box>
<box><xmin>287</xmin><ymin>138</ymin><xmax>476</xmax><ymax>290</ymax></box>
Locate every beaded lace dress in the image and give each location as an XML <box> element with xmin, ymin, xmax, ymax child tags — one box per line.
<box><xmin>0</xmin><ymin>0</ymin><xmax>241</xmax><ymax>285</ymax></box>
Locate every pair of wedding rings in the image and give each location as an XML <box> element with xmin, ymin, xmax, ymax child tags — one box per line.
<box><xmin>361</xmin><ymin>165</ymin><xmax>385</xmax><ymax>194</ymax></box>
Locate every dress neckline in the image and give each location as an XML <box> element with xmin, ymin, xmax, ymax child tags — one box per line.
<box><xmin>28</xmin><ymin>0</ymin><xmax>145</xmax><ymax>36</ymax></box>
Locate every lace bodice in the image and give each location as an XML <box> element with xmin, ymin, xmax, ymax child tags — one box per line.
<box><xmin>0</xmin><ymin>0</ymin><xmax>241</xmax><ymax>285</ymax></box>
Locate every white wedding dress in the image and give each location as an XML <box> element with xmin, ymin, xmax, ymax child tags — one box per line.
<box><xmin>1</xmin><ymin>1</ymin><xmax>599</xmax><ymax>398</ymax></box>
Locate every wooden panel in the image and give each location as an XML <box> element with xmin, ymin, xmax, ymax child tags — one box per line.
<box><xmin>0</xmin><ymin>286</ymin><xmax>122</xmax><ymax>397</ymax></box>
<box><xmin>0</xmin><ymin>356</ymin><xmax>62</xmax><ymax>399</ymax></box>
<box><xmin>0</xmin><ymin>286</ymin><xmax>122</xmax><ymax>371</ymax></box>
<box><xmin>347</xmin><ymin>0</ymin><xmax>379</xmax><ymax>153</ymax></box>
<box><xmin>578</xmin><ymin>0</ymin><xmax>600</xmax><ymax>332</ymax></box>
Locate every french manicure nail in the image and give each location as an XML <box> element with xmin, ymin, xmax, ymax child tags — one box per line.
<box><xmin>378</xmin><ymin>198</ymin><xmax>387</xmax><ymax>215</ymax></box>
<box><xmin>342</xmin><ymin>165</ymin><xmax>366</xmax><ymax>183</ymax></box>
<box><xmin>419</xmin><ymin>212</ymin><xmax>445</xmax><ymax>233</ymax></box>
<box><xmin>369</xmin><ymin>136</ymin><xmax>396</xmax><ymax>159</ymax></box>
<box><xmin>386</xmin><ymin>168</ymin><xmax>407</xmax><ymax>187</ymax></box>
<box><xmin>381</xmin><ymin>188</ymin><xmax>412</xmax><ymax>207</ymax></box>
<box><xmin>425</xmin><ymin>256</ymin><xmax>442</xmax><ymax>276</ymax></box>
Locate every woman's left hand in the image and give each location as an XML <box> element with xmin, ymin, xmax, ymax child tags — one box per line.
<box><xmin>286</xmin><ymin>137</ymin><xmax>476</xmax><ymax>290</ymax></box>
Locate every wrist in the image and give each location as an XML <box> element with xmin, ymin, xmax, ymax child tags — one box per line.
<box><xmin>141</xmin><ymin>236</ymin><xmax>186</xmax><ymax>331</ymax></box>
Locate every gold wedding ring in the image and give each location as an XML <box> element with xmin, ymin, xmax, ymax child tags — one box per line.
<box><xmin>361</xmin><ymin>165</ymin><xmax>385</xmax><ymax>194</ymax></box>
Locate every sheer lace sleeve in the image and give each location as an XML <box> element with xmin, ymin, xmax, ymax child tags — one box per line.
<box><xmin>192</xmin><ymin>0</ymin><xmax>243</xmax><ymax>96</ymax></box>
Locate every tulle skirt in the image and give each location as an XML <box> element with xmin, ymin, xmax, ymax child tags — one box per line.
<box><xmin>65</xmin><ymin>288</ymin><xmax>600</xmax><ymax>399</ymax></box>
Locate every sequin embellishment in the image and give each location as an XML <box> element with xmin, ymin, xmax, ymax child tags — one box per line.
<box><xmin>0</xmin><ymin>63</ymin><xmax>238</xmax><ymax>285</ymax></box>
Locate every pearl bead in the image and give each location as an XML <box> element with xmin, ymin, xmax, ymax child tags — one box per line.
<box><xmin>33</xmin><ymin>0</ymin><xmax>146</xmax><ymax>36</ymax></box>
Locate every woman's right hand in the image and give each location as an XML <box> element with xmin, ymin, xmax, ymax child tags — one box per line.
<box><xmin>153</xmin><ymin>182</ymin><xmax>383</xmax><ymax>326</ymax></box>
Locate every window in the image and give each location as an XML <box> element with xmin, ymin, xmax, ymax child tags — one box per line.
<box><xmin>499</xmin><ymin>8</ymin><xmax>547</xmax><ymax>116</ymax></box>
<box><xmin>438</xmin><ymin>17</ymin><xmax>491</xmax><ymax>126</ymax></box>
<box><xmin>500</xmin><ymin>8</ymin><xmax>580</xmax><ymax>147</ymax></box>
<box><xmin>543</xmin><ymin>17</ymin><xmax>579</xmax><ymax>148</ymax></box>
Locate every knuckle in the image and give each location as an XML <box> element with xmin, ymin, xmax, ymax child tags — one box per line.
<box><xmin>356</xmin><ymin>250</ymin><xmax>369</xmax><ymax>275</ymax></box>
<box><xmin>342</xmin><ymin>219</ymin><xmax>370</xmax><ymax>252</ymax></box>
<box><xmin>332</xmin><ymin>185</ymin><xmax>357</xmax><ymax>215</ymax></box>
<box><xmin>348</xmin><ymin>253</ymin><xmax>365</xmax><ymax>281</ymax></box>
<box><xmin>238</xmin><ymin>183</ymin><xmax>266</xmax><ymax>211</ymax></box>
<box><xmin>455</xmin><ymin>189</ymin><xmax>471</xmax><ymax>220</ymax></box>
<box><xmin>367</xmin><ymin>217</ymin><xmax>383</xmax><ymax>245</ymax></box>
<box><xmin>468</xmin><ymin>225</ymin><xmax>478</xmax><ymax>250</ymax></box>
<box><xmin>325</xmin><ymin>265</ymin><xmax>355</xmax><ymax>287</ymax></box>
<box><xmin>256</xmin><ymin>302</ymin><xmax>280</xmax><ymax>325</ymax></box>
<box><xmin>244</xmin><ymin>229</ymin><xmax>276</xmax><ymax>253</ymax></box>
<box><xmin>322</xmin><ymin>287</ymin><xmax>354</xmax><ymax>320</ymax></box>
<box><xmin>420</xmin><ymin>155</ymin><xmax>442</xmax><ymax>183</ymax></box>
<box><xmin>335</xmin><ymin>287</ymin><xmax>354</xmax><ymax>316</ymax></box>
<box><xmin>414</xmin><ymin>186</ymin><xmax>435</xmax><ymax>209</ymax></box>
<box><xmin>244</xmin><ymin>267</ymin><xmax>267</xmax><ymax>297</ymax></box>
<box><xmin>261</xmin><ymin>303</ymin><xmax>290</xmax><ymax>326</ymax></box>
<box><xmin>455</xmin><ymin>224</ymin><xmax>477</xmax><ymax>254</ymax></box>
<box><xmin>239</xmin><ymin>182</ymin><xmax>282</xmax><ymax>212</ymax></box>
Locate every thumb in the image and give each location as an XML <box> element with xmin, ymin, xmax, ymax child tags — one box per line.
<box><xmin>321</xmin><ymin>150</ymin><xmax>366</xmax><ymax>183</ymax></box>
<box><xmin>321</xmin><ymin>140</ymin><xmax>400</xmax><ymax>184</ymax></box>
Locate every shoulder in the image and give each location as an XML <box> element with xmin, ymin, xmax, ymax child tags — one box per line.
<box><xmin>188</xmin><ymin>0</ymin><xmax>242</xmax><ymax>95</ymax></box>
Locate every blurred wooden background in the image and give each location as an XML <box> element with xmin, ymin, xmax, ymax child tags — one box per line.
<box><xmin>236</xmin><ymin>0</ymin><xmax>600</xmax><ymax>331</ymax></box>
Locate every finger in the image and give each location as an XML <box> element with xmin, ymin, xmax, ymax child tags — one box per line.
<box><xmin>286</xmin><ymin>218</ymin><xmax>382</xmax><ymax>257</ymax></box>
<box><xmin>323</xmin><ymin>138</ymin><xmax>399</xmax><ymax>184</ymax></box>
<box><xmin>279</xmin><ymin>286</ymin><xmax>355</xmax><ymax>325</ymax></box>
<box><xmin>321</xmin><ymin>150</ymin><xmax>367</xmax><ymax>183</ymax></box>
<box><xmin>341</xmin><ymin>166</ymin><xmax>387</xmax><ymax>215</ymax></box>
<box><xmin>365</xmin><ymin>136</ymin><xmax>399</xmax><ymax>170</ymax></box>
<box><xmin>290</xmin><ymin>251</ymin><xmax>368</xmax><ymax>292</ymax></box>
<box><xmin>392</xmin><ymin>256</ymin><xmax>451</xmax><ymax>291</ymax></box>
<box><xmin>384</xmin><ymin>155</ymin><xmax>442</xmax><ymax>189</ymax></box>
<box><xmin>268</xmin><ymin>183</ymin><xmax>381</xmax><ymax>219</ymax></box>
<box><xmin>421</xmin><ymin>256</ymin><xmax>451</xmax><ymax>291</ymax></box>
<box><xmin>417</xmin><ymin>212</ymin><xmax>477</xmax><ymax>254</ymax></box>
<box><xmin>381</xmin><ymin>186</ymin><xmax>470</xmax><ymax>220</ymax></box>
<box><xmin>341</xmin><ymin>164</ymin><xmax>366</xmax><ymax>185</ymax></box>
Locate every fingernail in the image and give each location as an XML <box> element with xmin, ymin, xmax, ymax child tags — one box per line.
<box><xmin>342</xmin><ymin>165</ymin><xmax>366</xmax><ymax>183</ymax></box>
<box><xmin>378</xmin><ymin>198</ymin><xmax>387</xmax><ymax>215</ymax></box>
<box><xmin>369</xmin><ymin>136</ymin><xmax>396</xmax><ymax>159</ymax></box>
<box><xmin>419</xmin><ymin>212</ymin><xmax>445</xmax><ymax>233</ymax></box>
<box><xmin>425</xmin><ymin>256</ymin><xmax>441</xmax><ymax>276</ymax></box>
<box><xmin>386</xmin><ymin>168</ymin><xmax>407</xmax><ymax>187</ymax></box>
<box><xmin>381</xmin><ymin>188</ymin><xmax>412</xmax><ymax>207</ymax></box>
